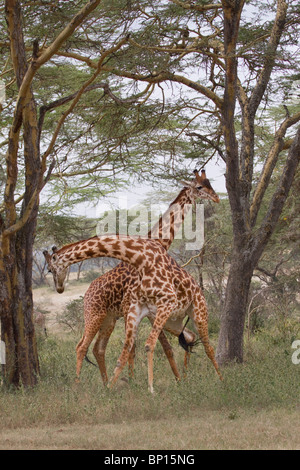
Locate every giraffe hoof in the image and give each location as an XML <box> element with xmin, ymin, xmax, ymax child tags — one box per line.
<box><xmin>107</xmin><ymin>377</ymin><xmax>115</xmax><ymax>389</ymax></box>
<box><xmin>120</xmin><ymin>376</ymin><xmax>129</xmax><ymax>384</ymax></box>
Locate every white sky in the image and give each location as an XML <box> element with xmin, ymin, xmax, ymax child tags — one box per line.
<box><xmin>77</xmin><ymin>158</ymin><xmax>227</xmax><ymax>219</ymax></box>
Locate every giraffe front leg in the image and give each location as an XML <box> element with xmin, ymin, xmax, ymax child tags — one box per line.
<box><xmin>122</xmin><ymin>288</ymin><xmax>136</xmax><ymax>379</ymax></box>
<box><xmin>147</xmin><ymin>316</ymin><xmax>181</xmax><ymax>381</ymax></box>
<box><xmin>108</xmin><ymin>303</ymin><xmax>141</xmax><ymax>389</ymax></box>
<box><xmin>145</xmin><ymin>301</ymin><xmax>177</xmax><ymax>393</ymax></box>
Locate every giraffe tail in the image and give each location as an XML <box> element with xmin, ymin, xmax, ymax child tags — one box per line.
<box><xmin>178</xmin><ymin>317</ymin><xmax>201</xmax><ymax>353</ymax></box>
<box><xmin>178</xmin><ymin>333</ymin><xmax>201</xmax><ymax>352</ymax></box>
<box><xmin>84</xmin><ymin>354</ymin><xmax>97</xmax><ymax>367</ymax></box>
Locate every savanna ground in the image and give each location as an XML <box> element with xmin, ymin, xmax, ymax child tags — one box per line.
<box><xmin>0</xmin><ymin>276</ymin><xmax>300</xmax><ymax>450</ymax></box>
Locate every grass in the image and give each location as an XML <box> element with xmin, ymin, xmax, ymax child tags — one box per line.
<box><xmin>1</xmin><ymin>322</ymin><xmax>300</xmax><ymax>449</ymax></box>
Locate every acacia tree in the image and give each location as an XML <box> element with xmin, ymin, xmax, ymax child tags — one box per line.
<box><xmin>0</xmin><ymin>0</ymin><xmax>143</xmax><ymax>387</ymax></box>
<box><xmin>0</xmin><ymin>0</ymin><xmax>101</xmax><ymax>386</ymax></box>
<box><xmin>70</xmin><ymin>0</ymin><xmax>299</xmax><ymax>363</ymax></box>
<box><xmin>0</xmin><ymin>0</ymin><xmax>197</xmax><ymax>387</ymax></box>
<box><xmin>1</xmin><ymin>0</ymin><xmax>300</xmax><ymax>388</ymax></box>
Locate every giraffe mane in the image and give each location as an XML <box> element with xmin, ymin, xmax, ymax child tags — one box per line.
<box><xmin>56</xmin><ymin>235</ymin><xmax>99</xmax><ymax>254</ymax></box>
<box><xmin>169</xmin><ymin>187</ymin><xmax>192</xmax><ymax>206</ymax></box>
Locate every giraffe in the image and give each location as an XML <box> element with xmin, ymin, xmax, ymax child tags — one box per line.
<box><xmin>44</xmin><ymin>238</ymin><xmax>223</xmax><ymax>394</ymax></box>
<box><xmin>76</xmin><ymin>169</ymin><xmax>219</xmax><ymax>384</ymax></box>
<box><xmin>44</xmin><ymin>170</ymin><xmax>219</xmax><ymax>384</ymax></box>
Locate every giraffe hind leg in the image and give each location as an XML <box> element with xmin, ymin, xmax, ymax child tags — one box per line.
<box><xmin>108</xmin><ymin>304</ymin><xmax>141</xmax><ymax>389</ymax></box>
<box><xmin>192</xmin><ymin>296</ymin><xmax>223</xmax><ymax>381</ymax></box>
<box><xmin>92</xmin><ymin>317</ymin><xmax>116</xmax><ymax>385</ymax></box>
<box><xmin>147</xmin><ymin>316</ymin><xmax>181</xmax><ymax>381</ymax></box>
<box><xmin>76</xmin><ymin>312</ymin><xmax>106</xmax><ymax>382</ymax></box>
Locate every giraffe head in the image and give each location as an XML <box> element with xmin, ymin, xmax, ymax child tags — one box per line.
<box><xmin>43</xmin><ymin>246</ymin><xmax>68</xmax><ymax>293</ymax></box>
<box><xmin>182</xmin><ymin>169</ymin><xmax>220</xmax><ymax>203</ymax></box>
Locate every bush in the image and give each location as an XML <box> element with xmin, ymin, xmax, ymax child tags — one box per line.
<box><xmin>80</xmin><ymin>270</ymin><xmax>100</xmax><ymax>283</ymax></box>
<box><xmin>56</xmin><ymin>297</ymin><xmax>84</xmax><ymax>333</ymax></box>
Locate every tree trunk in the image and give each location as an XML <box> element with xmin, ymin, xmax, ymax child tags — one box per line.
<box><xmin>217</xmin><ymin>126</ymin><xmax>300</xmax><ymax>365</ymax></box>
<box><xmin>0</xmin><ymin>0</ymin><xmax>40</xmax><ymax>387</ymax></box>
<box><xmin>1</xmin><ymin>0</ymin><xmax>106</xmax><ymax>387</ymax></box>
<box><xmin>216</xmin><ymin>246</ymin><xmax>254</xmax><ymax>364</ymax></box>
<box><xmin>0</xmin><ymin>225</ymin><xmax>40</xmax><ymax>387</ymax></box>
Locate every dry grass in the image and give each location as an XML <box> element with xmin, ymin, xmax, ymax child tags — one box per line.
<box><xmin>0</xmin><ymin>280</ymin><xmax>300</xmax><ymax>450</ymax></box>
<box><xmin>1</xmin><ymin>409</ymin><xmax>299</xmax><ymax>450</ymax></box>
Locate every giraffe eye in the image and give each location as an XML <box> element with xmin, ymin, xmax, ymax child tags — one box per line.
<box><xmin>197</xmin><ymin>186</ymin><xmax>203</xmax><ymax>190</ymax></box>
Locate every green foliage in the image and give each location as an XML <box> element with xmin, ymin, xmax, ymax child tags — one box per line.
<box><xmin>1</xmin><ymin>328</ymin><xmax>300</xmax><ymax>431</ymax></box>
<box><xmin>56</xmin><ymin>297</ymin><xmax>85</xmax><ymax>333</ymax></box>
<box><xmin>35</xmin><ymin>211</ymin><xmax>96</xmax><ymax>247</ymax></box>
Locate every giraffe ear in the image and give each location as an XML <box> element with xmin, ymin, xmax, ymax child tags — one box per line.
<box><xmin>43</xmin><ymin>250</ymin><xmax>51</xmax><ymax>263</ymax></box>
<box><xmin>180</xmin><ymin>180</ymin><xmax>191</xmax><ymax>187</ymax></box>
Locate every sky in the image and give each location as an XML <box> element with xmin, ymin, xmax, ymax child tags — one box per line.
<box><xmin>76</xmin><ymin>157</ymin><xmax>227</xmax><ymax>219</ymax></box>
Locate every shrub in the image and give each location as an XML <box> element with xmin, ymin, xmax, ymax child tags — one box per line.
<box><xmin>56</xmin><ymin>297</ymin><xmax>84</xmax><ymax>333</ymax></box>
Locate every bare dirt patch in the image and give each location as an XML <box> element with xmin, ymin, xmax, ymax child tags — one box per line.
<box><xmin>33</xmin><ymin>275</ymin><xmax>89</xmax><ymax>334</ymax></box>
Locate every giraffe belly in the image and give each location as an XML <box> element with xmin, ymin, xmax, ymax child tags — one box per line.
<box><xmin>142</xmin><ymin>301</ymin><xmax>193</xmax><ymax>332</ymax></box>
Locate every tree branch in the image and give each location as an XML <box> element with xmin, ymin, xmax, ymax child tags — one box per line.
<box><xmin>6</xmin><ymin>0</ymin><xmax>102</xmax><ymax>157</ymax></box>
<box><xmin>34</xmin><ymin>0</ymin><xmax>102</xmax><ymax>69</ymax></box>
<box><xmin>249</xmin><ymin>0</ymin><xmax>288</xmax><ymax>116</ymax></box>
<box><xmin>252</xmin><ymin>124</ymin><xmax>300</xmax><ymax>263</ymax></box>
<box><xmin>221</xmin><ymin>0</ymin><xmax>245</xmax><ymax>240</ymax></box>
<box><xmin>169</xmin><ymin>0</ymin><xmax>222</xmax><ymax>12</ymax></box>
<box><xmin>250</xmin><ymin>111</ymin><xmax>300</xmax><ymax>227</ymax></box>
<box><xmin>2</xmin><ymin>188</ymin><xmax>39</xmax><ymax>237</ymax></box>
<box><xmin>40</xmin><ymin>35</ymin><xmax>130</xmax><ymax>172</ymax></box>
<box><xmin>100</xmin><ymin>66</ymin><xmax>224</xmax><ymax>110</ymax></box>
<box><xmin>2</xmin><ymin>0</ymin><xmax>104</xmax><ymax>239</ymax></box>
<box><xmin>186</xmin><ymin>131</ymin><xmax>225</xmax><ymax>162</ymax></box>
<box><xmin>38</xmin><ymin>83</ymin><xmax>106</xmax><ymax>136</ymax></box>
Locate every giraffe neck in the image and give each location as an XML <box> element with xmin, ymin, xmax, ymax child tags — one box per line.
<box><xmin>56</xmin><ymin>235</ymin><xmax>152</xmax><ymax>271</ymax></box>
<box><xmin>148</xmin><ymin>188</ymin><xmax>193</xmax><ymax>251</ymax></box>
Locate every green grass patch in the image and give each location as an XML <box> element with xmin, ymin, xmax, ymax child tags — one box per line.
<box><xmin>1</xmin><ymin>323</ymin><xmax>300</xmax><ymax>432</ymax></box>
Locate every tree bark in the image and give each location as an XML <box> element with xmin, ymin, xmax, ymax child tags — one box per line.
<box><xmin>216</xmin><ymin>247</ymin><xmax>254</xmax><ymax>364</ymax></box>
<box><xmin>216</xmin><ymin>0</ymin><xmax>296</xmax><ymax>365</ymax></box>
<box><xmin>217</xmin><ymin>125</ymin><xmax>300</xmax><ymax>364</ymax></box>
<box><xmin>1</xmin><ymin>0</ymin><xmax>103</xmax><ymax>387</ymax></box>
<box><xmin>1</xmin><ymin>0</ymin><xmax>40</xmax><ymax>386</ymax></box>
